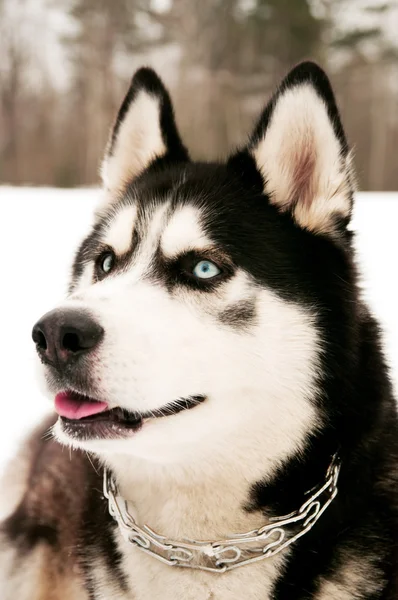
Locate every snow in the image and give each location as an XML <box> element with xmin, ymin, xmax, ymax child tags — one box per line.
<box><xmin>0</xmin><ymin>187</ymin><xmax>397</xmax><ymax>477</ymax></box>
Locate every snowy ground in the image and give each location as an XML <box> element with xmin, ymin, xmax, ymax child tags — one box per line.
<box><xmin>0</xmin><ymin>187</ymin><xmax>397</xmax><ymax>478</ymax></box>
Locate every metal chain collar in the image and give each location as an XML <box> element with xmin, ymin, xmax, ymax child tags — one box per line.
<box><xmin>103</xmin><ymin>455</ymin><xmax>341</xmax><ymax>574</ymax></box>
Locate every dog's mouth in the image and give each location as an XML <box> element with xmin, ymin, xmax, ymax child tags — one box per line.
<box><xmin>55</xmin><ymin>390</ymin><xmax>206</xmax><ymax>439</ymax></box>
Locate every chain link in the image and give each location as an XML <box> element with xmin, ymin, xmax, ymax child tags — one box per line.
<box><xmin>103</xmin><ymin>456</ymin><xmax>340</xmax><ymax>573</ymax></box>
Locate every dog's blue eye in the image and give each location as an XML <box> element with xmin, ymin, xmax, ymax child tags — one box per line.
<box><xmin>101</xmin><ymin>253</ymin><xmax>114</xmax><ymax>274</ymax></box>
<box><xmin>192</xmin><ymin>260</ymin><xmax>220</xmax><ymax>279</ymax></box>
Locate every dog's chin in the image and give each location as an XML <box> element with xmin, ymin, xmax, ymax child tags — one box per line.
<box><xmin>52</xmin><ymin>389</ymin><xmax>207</xmax><ymax>449</ymax></box>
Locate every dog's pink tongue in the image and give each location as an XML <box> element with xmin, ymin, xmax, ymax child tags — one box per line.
<box><xmin>55</xmin><ymin>391</ymin><xmax>108</xmax><ymax>420</ymax></box>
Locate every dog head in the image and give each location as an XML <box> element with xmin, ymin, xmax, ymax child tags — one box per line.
<box><xmin>33</xmin><ymin>63</ymin><xmax>355</xmax><ymax>470</ymax></box>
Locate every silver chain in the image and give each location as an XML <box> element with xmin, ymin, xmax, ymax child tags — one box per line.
<box><xmin>103</xmin><ymin>455</ymin><xmax>340</xmax><ymax>573</ymax></box>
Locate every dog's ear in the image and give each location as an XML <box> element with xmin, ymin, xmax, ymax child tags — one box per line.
<box><xmin>101</xmin><ymin>67</ymin><xmax>189</xmax><ymax>200</ymax></box>
<box><xmin>230</xmin><ymin>62</ymin><xmax>355</xmax><ymax>236</ymax></box>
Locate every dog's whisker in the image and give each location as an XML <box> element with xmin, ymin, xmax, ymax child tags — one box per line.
<box><xmin>85</xmin><ymin>451</ymin><xmax>99</xmax><ymax>475</ymax></box>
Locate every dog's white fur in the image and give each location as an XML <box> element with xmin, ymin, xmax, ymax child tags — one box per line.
<box><xmin>0</xmin><ymin>538</ymin><xmax>84</xmax><ymax>600</ymax></box>
<box><xmin>317</xmin><ymin>556</ymin><xmax>384</xmax><ymax>599</ymax></box>
<box><xmin>102</xmin><ymin>205</ymin><xmax>137</xmax><ymax>256</ymax></box>
<box><xmin>160</xmin><ymin>205</ymin><xmax>213</xmax><ymax>257</ymax></box>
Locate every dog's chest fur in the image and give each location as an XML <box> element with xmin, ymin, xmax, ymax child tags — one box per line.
<box><xmin>90</xmin><ymin>460</ymin><xmax>286</xmax><ymax>600</ymax></box>
<box><xmin>110</xmin><ymin>536</ymin><xmax>284</xmax><ymax>600</ymax></box>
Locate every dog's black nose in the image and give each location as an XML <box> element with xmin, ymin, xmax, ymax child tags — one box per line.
<box><xmin>32</xmin><ymin>309</ymin><xmax>104</xmax><ymax>368</ymax></box>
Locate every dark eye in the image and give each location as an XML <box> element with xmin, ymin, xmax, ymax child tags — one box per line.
<box><xmin>99</xmin><ymin>251</ymin><xmax>115</xmax><ymax>275</ymax></box>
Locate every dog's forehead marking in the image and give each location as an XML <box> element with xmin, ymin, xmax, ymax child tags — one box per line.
<box><xmin>142</xmin><ymin>201</ymin><xmax>171</xmax><ymax>249</ymax></box>
<box><xmin>160</xmin><ymin>205</ymin><xmax>212</xmax><ymax>258</ymax></box>
<box><xmin>102</xmin><ymin>205</ymin><xmax>137</xmax><ymax>256</ymax></box>
<box><xmin>130</xmin><ymin>201</ymin><xmax>171</xmax><ymax>279</ymax></box>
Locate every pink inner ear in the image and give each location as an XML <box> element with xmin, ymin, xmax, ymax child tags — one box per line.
<box><xmin>289</xmin><ymin>140</ymin><xmax>317</xmax><ymax>209</ymax></box>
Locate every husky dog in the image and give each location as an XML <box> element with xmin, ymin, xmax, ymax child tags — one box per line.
<box><xmin>1</xmin><ymin>62</ymin><xmax>397</xmax><ymax>599</ymax></box>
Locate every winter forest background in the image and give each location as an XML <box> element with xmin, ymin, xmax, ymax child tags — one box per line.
<box><xmin>1</xmin><ymin>0</ymin><xmax>398</xmax><ymax>191</ymax></box>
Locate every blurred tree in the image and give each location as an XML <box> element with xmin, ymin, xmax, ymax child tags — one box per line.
<box><xmin>318</xmin><ymin>0</ymin><xmax>398</xmax><ymax>190</ymax></box>
<box><xmin>243</xmin><ymin>0</ymin><xmax>324</xmax><ymax>78</ymax></box>
<box><xmin>0</xmin><ymin>0</ymin><xmax>397</xmax><ymax>189</ymax></box>
<box><xmin>146</xmin><ymin>0</ymin><xmax>324</xmax><ymax>159</ymax></box>
<box><xmin>0</xmin><ymin>0</ymin><xmax>27</xmax><ymax>182</ymax></box>
<box><xmin>0</xmin><ymin>0</ymin><xmax>67</xmax><ymax>185</ymax></box>
<box><xmin>62</xmin><ymin>0</ymin><xmax>158</xmax><ymax>183</ymax></box>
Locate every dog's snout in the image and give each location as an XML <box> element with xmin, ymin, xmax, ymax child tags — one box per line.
<box><xmin>32</xmin><ymin>309</ymin><xmax>104</xmax><ymax>367</ymax></box>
